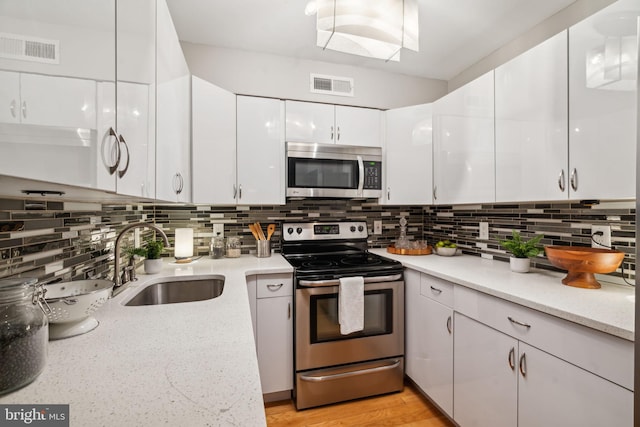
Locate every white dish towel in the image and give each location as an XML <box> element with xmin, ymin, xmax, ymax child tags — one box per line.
<box><xmin>338</xmin><ymin>276</ymin><xmax>364</xmax><ymax>335</ymax></box>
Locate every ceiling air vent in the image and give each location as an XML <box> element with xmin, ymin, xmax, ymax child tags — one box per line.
<box><xmin>0</xmin><ymin>33</ymin><xmax>59</xmax><ymax>64</ymax></box>
<box><xmin>310</xmin><ymin>73</ymin><xmax>354</xmax><ymax>97</ymax></box>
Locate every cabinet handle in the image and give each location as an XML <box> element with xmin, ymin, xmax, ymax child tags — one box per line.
<box><xmin>387</xmin><ymin>187</ymin><xmax>390</xmax><ymax>201</ymax></box>
<box><xmin>267</xmin><ymin>283</ymin><xmax>284</xmax><ymax>291</ymax></box>
<box><xmin>433</xmin><ymin>186</ymin><xmax>437</xmax><ymax>200</ymax></box>
<box><xmin>21</xmin><ymin>100</ymin><xmax>27</xmax><ymax>119</ymax></box>
<box><xmin>9</xmin><ymin>99</ymin><xmax>16</xmax><ymax>118</ymax></box>
<box><xmin>177</xmin><ymin>173</ymin><xmax>184</xmax><ymax>194</ymax></box>
<box><xmin>446</xmin><ymin>315</ymin><xmax>452</xmax><ymax>334</ymax></box>
<box><xmin>173</xmin><ymin>173</ymin><xmax>183</xmax><ymax>195</ymax></box>
<box><xmin>330</xmin><ymin>126</ymin><xmax>334</xmax><ymax>140</ymax></box>
<box><xmin>519</xmin><ymin>353</ymin><xmax>527</xmax><ymax>377</ymax></box>
<box><xmin>570</xmin><ymin>168</ymin><xmax>578</xmax><ymax>191</ymax></box>
<box><xmin>508</xmin><ymin>347</ymin><xmax>515</xmax><ymax>371</ymax></box>
<box><xmin>337</xmin><ymin>126</ymin><xmax>340</xmax><ymax>141</ymax></box>
<box><xmin>430</xmin><ymin>285</ymin><xmax>442</xmax><ymax>294</ymax></box>
<box><xmin>117</xmin><ymin>134</ymin><xmax>130</xmax><ymax>178</ymax></box>
<box><xmin>107</xmin><ymin>127</ymin><xmax>121</xmax><ymax>175</ymax></box>
<box><xmin>508</xmin><ymin>316</ymin><xmax>531</xmax><ymax>329</ymax></box>
<box><xmin>233</xmin><ymin>184</ymin><xmax>238</xmax><ymax>199</ymax></box>
<box><xmin>288</xmin><ymin>302</ymin><xmax>291</xmax><ymax>320</ymax></box>
<box><xmin>558</xmin><ymin>169</ymin><xmax>565</xmax><ymax>192</ymax></box>
<box><xmin>239</xmin><ymin>184</ymin><xmax>242</xmax><ymax>199</ymax></box>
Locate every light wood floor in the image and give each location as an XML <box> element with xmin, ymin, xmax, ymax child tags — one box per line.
<box><xmin>264</xmin><ymin>382</ymin><xmax>455</xmax><ymax>427</ymax></box>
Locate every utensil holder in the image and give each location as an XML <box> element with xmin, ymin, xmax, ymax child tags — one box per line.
<box><xmin>256</xmin><ymin>240</ymin><xmax>271</xmax><ymax>258</ymax></box>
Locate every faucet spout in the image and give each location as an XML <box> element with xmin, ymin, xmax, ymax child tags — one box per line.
<box><xmin>113</xmin><ymin>222</ymin><xmax>170</xmax><ymax>289</ymax></box>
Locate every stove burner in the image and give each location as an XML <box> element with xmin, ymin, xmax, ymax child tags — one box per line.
<box><xmin>340</xmin><ymin>254</ymin><xmax>383</xmax><ymax>266</ymax></box>
<box><xmin>301</xmin><ymin>259</ymin><xmax>339</xmax><ymax>268</ymax></box>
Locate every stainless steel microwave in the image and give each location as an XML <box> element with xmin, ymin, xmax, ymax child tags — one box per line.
<box><xmin>286</xmin><ymin>142</ymin><xmax>382</xmax><ymax>199</ymax></box>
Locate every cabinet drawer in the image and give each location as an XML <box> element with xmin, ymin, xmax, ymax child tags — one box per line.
<box><xmin>420</xmin><ymin>274</ymin><xmax>454</xmax><ymax>307</ymax></box>
<box><xmin>454</xmin><ymin>285</ymin><xmax>633</xmax><ymax>390</ymax></box>
<box><xmin>257</xmin><ymin>274</ymin><xmax>293</xmax><ymax>298</ymax></box>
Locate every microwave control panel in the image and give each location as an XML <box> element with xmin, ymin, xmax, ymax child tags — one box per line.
<box><xmin>363</xmin><ymin>161</ymin><xmax>382</xmax><ymax>190</ymax></box>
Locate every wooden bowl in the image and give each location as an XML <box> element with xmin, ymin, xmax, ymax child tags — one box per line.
<box><xmin>544</xmin><ymin>246</ymin><xmax>624</xmax><ymax>289</ymax></box>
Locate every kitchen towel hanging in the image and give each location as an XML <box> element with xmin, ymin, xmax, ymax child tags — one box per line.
<box><xmin>338</xmin><ymin>276</ymin><xmax>364</xmax><ymax>335</ymax></box>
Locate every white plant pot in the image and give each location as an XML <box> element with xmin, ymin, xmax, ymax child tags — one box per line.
<box><xmin>144</xmin><ymin>259</ymin><xmax>163</xmax><ymax>274</ymax></box>
<box><xmin>510</xmin><ymin>257</ymin><xmax>531</xmax><ymax>273</ymax></box>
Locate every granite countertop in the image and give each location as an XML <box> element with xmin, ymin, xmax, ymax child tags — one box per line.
<box><xmin>0</xmin><ymin>255</ymin><xmax>293</xmax><ymax>427</ymax></box>
<box><xmin>371</xmin><ymin>248</ymin><xmax>635</xmax><ymax>341</ymax></box>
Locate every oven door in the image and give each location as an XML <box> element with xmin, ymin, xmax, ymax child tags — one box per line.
<box><xmin>295</xmin><ymin>279</ymin><xmax>404</xmax><ymax>371</ymax></box>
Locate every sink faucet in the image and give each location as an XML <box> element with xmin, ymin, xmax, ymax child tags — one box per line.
<box><xmin>113</xmin><ymin>222</ymin><xmax>170</xmax><ymax>290</ymax></box>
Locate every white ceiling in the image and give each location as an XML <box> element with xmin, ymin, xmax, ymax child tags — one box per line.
<box><xmin>166</xmin><ymin>0</ymin><xmax>576</xmax><ymax>81</ymax></box>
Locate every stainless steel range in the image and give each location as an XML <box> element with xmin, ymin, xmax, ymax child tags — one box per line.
<box><xmin>281</xmin><ymin>221</ymin><xmax>405</xmax><ymax>410</ymax></box>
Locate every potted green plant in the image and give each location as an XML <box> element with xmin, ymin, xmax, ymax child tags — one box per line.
<box><xmin>500</xmin><ymin>230</ymin><xmax>544</xmax><ymax>273</ymax></box>
<box><xmin>125</xmin><ymin>240</ymin><xmax>165</xmax><ymax>274</ymax></box>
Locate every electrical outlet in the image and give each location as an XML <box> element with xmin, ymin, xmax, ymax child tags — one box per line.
<box><xmin>479</xmin><ymin>222</ymin><xmax>489</xmax><ymax>240</ymax></box>
<box><xmin>213</xmin><ymin>223</ymin><xmax>224</xmax><ymax>238</ymax></box>
<box><xmin>373</xmin><ymin>220</ymin><xmax>382</xmax><ymax>235</ymax></box>
<box><xmin>591</xmin><ymin>225</ymin><xmax>611</xmax><ymax>248</ymax></box>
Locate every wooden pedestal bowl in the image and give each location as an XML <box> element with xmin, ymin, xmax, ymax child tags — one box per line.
<box><xmin>544</xmin><ymin>246</ymin><xmax>624</xmax><ymax>289</ymax></box>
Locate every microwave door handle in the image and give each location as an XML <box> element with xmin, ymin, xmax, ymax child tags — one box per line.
<box><xmin>357</xmin><ymin>155</ymin><xmax>364</xmax><ymax>197</ymax></box>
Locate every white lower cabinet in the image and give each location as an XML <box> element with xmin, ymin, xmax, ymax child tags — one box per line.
<box><xmin>247</xmin><ymin>273</ymin><xmax>293</xmax><ymax>396</ymax></box>
<box><xmin>404</xmin><ymin>268</ymin><xmax>633</xmax><ymax>427</ymax></box>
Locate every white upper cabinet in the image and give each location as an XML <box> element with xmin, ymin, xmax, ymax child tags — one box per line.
<box><xmin>495</xmin><ymin>31</ymin><xmax>568</xmax><ymax>202</ymax></box>
<box><xmin>568</xmin><ymin>0</ymin><xmax>638</xmax><ymax>200</ymax></box>
<box><xmin>236</xmin><ymin>96</ymin><xmax>286</xmax><ymax>205</ymax></box>
<box><xmin>383</xmin><ymin>103</ymin><xmax>433</xmax><ymax>205</ymax></box>
<box><xmin>191</xmin><ymin>76</ymin><xmax>237</xmax><ymax>205</ymax></box>
<box><xmin>155</xmin><ymin>0</ymin><xmax>190</xmax><ymax>203</ymax></box>
<box><xmin>433</xmin><ymin>71</ymin><xmax>495</xmax><ymax>205</ymax></box>
<box><xmin>285</xmin><ymin>100</ymin><xmax>382</xmax><ymax>147</ymax></box>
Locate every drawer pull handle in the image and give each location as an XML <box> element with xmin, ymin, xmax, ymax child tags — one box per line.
<box><xmin>508</xmin><ymin>347</ymin><xmax>515</xmax><ymax>371</ymax></box>
<box><xmin>267</xmin><ymin>283</ymin><xmax>284</xmax><ymax>291</ymax></box>
<box><xmin>430</xmin><ymin>286</ymin><xmax>442</xmax><ymax>294</ymax></box>
<box><xmin>300</xmin><ymin>359</ymin><xmax>401</xmax><ymax>382</ymax></box>
<box><xmin>508</xmin><ymin>316</ymin><xmax>531</xmax><ymax>329</ymax></box>
<box><xmin>446</xmin><ymin>316</ymin><xmax>452</xmax><ymax>334</ymax></box>
<box><xmin>519</xmin><ymin>353</ymin><xmax>527</xmax><ymax>377</ymax></box>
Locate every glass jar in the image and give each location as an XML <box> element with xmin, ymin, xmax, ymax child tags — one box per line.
<box><xmin>226</xmin><ymin>237</ymin><xmax>241</xmax><ymax>258</ymax></box>
<box><xmin>210</xmin><ymin>235</ymin><xmax>225</xmax><ymax>259</ymax></box>
<box><xmin>0</xmin><ymin>278</ymin><xmax>49</xmax><ymax>395</ymax></box>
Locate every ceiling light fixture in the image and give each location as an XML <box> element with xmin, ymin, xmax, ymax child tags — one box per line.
<box><xmin>315</xmin><ymin>0</ymin><xmax>418</xmax><ymax>62</ymax></box>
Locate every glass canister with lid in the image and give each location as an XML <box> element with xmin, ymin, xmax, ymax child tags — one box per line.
<box><xmin>226</xmin><ymin>236</ymin><xmax>241</xmax><ymax>258</ymax></box>
<box><xmin>0</xmin><ymin>278</ymin><xmax>50</xmax><ymax>395</ymax></box>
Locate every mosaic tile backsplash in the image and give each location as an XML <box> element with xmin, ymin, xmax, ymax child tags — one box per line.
<box><xmin>0</xmin><ymin>197</ymin><xmax>635</xmax><ymax>286</ymax></box>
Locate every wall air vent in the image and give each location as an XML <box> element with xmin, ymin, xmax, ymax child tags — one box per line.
<box><xmin>0</xmin><ymin>33</ymin><xmax>59</xmax><ymax>64</ymax></box>
<box><xmin>310</xmin><ymin>73</ymin><xmax>354</xmax><ymax>97</ymax></box>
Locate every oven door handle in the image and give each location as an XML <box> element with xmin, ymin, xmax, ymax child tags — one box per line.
<box><xmin>357</xmin><ymin>155</ymin><xmax>364</xmax><ymax>197</ymax></box>
<box><xmin>299</xmin><ymin>359</ymin><xmax>401</xmax><ymax>382</ymax></box>
<box><xmin>298</xmin><ymin>274</ymin><xmax>402</xmax><ymax>287</ymax></box>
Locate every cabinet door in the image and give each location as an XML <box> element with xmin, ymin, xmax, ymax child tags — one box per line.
<box><xmin>257</xmin><ymin>296</ymin><xmax>293</xmax><ymax>394</ymax></box>
<box><xmin>383</xmin><ymin>103</ymin><xmax>432</xmax><ymax>204</ymax></box>
<box><xmin>335</xmin><ymin>105</ymin><xmax>382</xmax><ymax>147</ymax></box>
<box><xmin>0</xmin><ymin>71</ymin><xmax>20</xmax><ymax>123</ymax></box>
<box><xmin>495</xmin><ymin>31</ymin><xmax>568</xmax><ymax>202</ymax></box>
<box><xmin>433</xmin><ymin>71</ymin><xmax>495</xmax><ymax>205</ymax></box>
<box><xmin>285</xmin><ymin>100</ymin><xmax>334</xmax><ymax>144</ymax></box>
<box><xmin>454</xmin><ymin>313</ymin><xmax>518</xmax><ymax>427</ymax></box>
<box><xmin>116</xmin><ymin>0</ymin><xmax>156</xmax><ymax>198</ymax></box>
<box><xmin>155</xmin><ymin>0</ymin><xmax>190</xmax><ymax>202</ymax></box>
<box><xmin>237</xmin><ymin>96</ymin><xmax>285</xmax><ymax>205</ymax></box>
<box><xmin>191</xmin><ymin>76</ymin><xmax>237</xmax><ymax>204</ymax></box>
<box><xmin>518</xmin><ymin>343</ymin><xmax>633</xmax><ymax>427</ymax></box>
<box><xmin>568</xmin><ymin>0</ymin><xmax>637</xmax><ymax>200</ymax></box>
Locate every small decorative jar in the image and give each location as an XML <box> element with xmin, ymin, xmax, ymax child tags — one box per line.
<box><xmin>0</xmin><ymin>278</ymin><xmax>49</xmax><ymax>395</ymax></box>
<box><xmin>226</xmin><ymin>237</ymin><xmax>242</xmax><ymax>258</ymax></box>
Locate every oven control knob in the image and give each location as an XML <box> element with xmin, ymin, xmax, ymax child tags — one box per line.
<box><xmin>287</xmin><ymin>227</ymin><xmax>294</xmax><ymax>235</ymax></box>
<box><xmin>350</xmin><ymin>226</ymin><xmax>356</xmax><ymax>232</ymax></box>
<box><xmin>296</xmin><ymin>227</ymin><xmax>303</xmax><ymax>234</ymax></box>
<box><xmin>358</xmin><ymin>225</ymin><xmax>364</xmax><ymax>232</ymax></box>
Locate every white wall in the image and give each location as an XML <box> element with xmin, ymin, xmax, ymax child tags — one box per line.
<box><xmin>448</xmin><ymin>0</ymin><xmax>616</xmax><ymax>91</ymax></box>
<box><xmin>180</xmin><ymin>42</ymin><xmax>447</xmax><ymax>110</ymax></box>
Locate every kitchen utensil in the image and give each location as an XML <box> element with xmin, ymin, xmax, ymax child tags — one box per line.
<box><xmin>45</xmin><ymin>279</ymin><xmax>114</xmax><ymax>339</ymax></box>
<box><xmin>544</xmin><ymin>246</ymin><xmax>625</xmax><ymax>289</ymax></box>
<box><xmin>267</xmin><ymin>223</ymin><xmax>276</xmax><ymax>240</ymax></box>
<box><xmin>248</xmin><ymin>224</ymin><xmax>260</xmax><ymax>240</ymax></box>
<box><xmin>255</xmin><ymin>222</ymin><xmax>267</xmax><ymax>240</ymax></box>
<box><xmin>256</xmin><ymin>240</ymin><xmax>271</xmax><ymax>258</ymax></box>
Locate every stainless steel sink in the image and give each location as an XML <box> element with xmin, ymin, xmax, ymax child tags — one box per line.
<box><xmin>124</xmin><ymin>276</ymin><xmax>224</xmax><ymax>306</ymax></box>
